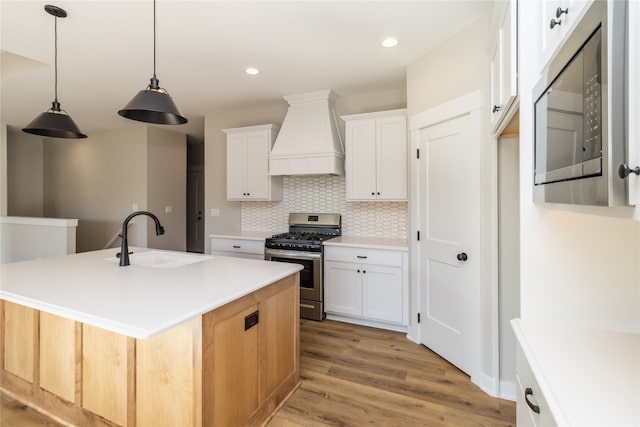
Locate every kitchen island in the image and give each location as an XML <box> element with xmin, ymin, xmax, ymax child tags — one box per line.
<box><xmin>0</xmin><ymin>248</ymin><xmax>302</xmax><ymax>426</ymax></box>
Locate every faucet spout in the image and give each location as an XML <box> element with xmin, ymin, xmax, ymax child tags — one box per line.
<box><xmin>119</xmin><ymin>211</ymin><xmax>165</xmax><ymax>267</ymax></box>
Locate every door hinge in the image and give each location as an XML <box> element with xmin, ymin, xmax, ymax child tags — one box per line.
<box><xmin>416</xmin><ymin>148</ymin><xmax>420</xmax><ymax>159</ymax></box>
<box><xmin>417</xmin><ymin>313</ymin><xmax>421</xmax><ymax>323</ymax></box>
<box><xmin>417</xmin><ymin>231</ymin><xmax>420</xmax><ymax>241</ymax></box>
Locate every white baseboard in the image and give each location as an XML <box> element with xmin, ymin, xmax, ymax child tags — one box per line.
<box><xmin>325</xmin><ymin>314</ymin><xmax>408</xmax><ymax>333</ymax></box>
<box><xmin>473</xmin><ymin>371</ymin><xmax>499</xmax><ymax>398</ymax></box>
<box><xmin>499</xmin><ymin>379</ymin><xmax>516</xmax><ymax>401</ymax></box>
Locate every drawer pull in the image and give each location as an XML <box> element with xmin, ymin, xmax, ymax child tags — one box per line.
<box><xmin>357</xmin><ymin>255</ymin><xmax>368</xmax><ymax>259</ymax></box>
<box><xmin>244</xmin><ymin>310</ymin><xmax>259</xmax><ymax>331</ymax></box>
<box><xmin>524</xmin><ymin>388</ymin><xmax>540</xmax><ymax>414</ymax></box>
<box><xmin>233</xmin><ymin>245</ymin><xmax>241</xmax><ymax>249</ymax></box>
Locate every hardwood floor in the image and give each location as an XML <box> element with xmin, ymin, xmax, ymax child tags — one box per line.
<box><xmin>1</xmin><ymin>319</ymin><xmax>515</xmax><ymax>426</ymax></box>
<box><xmin>267</xmin><ymin>319</ymin><xmax>515</xmax><ymax>427</ymax></box>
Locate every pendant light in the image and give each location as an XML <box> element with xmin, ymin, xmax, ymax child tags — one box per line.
<box><xmin>23</xmin><ymin>5</ymin><xmax>87</xmax><ymax>139</ymax></box>
<box><xmin>118</xmin><ymin>0</ymin><xmax>187</xmax><ymax>125</ymax></box>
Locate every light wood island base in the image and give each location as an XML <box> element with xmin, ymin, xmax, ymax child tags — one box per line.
<box><xmin>0</xmin><ymin>273</ymin><xmax>299</xmax><ymax>427</ymax></box>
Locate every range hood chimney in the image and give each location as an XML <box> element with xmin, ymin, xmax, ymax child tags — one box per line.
<box><xmin>269</xmin><ymin>90</ymin><xmax>344</xmax><ymax>176</ymax></box>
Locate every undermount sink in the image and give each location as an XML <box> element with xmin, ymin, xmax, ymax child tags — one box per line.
<box><xmin>105</xmin><ymin>251</ymin><xmax>211</xmax><ymax>268</ymax></box>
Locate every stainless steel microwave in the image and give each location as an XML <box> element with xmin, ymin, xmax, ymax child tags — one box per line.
<box><xmin>533</xmin><ymin>0</ymin><xmax>628</xmax><ymax>205</ymax></box>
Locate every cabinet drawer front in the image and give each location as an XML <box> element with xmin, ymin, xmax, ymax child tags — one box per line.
<box><xmin>211</xmin><ymin>238</ymin><xmax>265</xmax><ymax>255</ymax></box>
<box><xmin>516</xmin><ymin>345</ymin><xmax>557</xmax><ymax>427</ymax></box>
<box><xmin>324</xmin><ymin>246</ymin><xmax>402</xmax><ymax>266</ymax></box>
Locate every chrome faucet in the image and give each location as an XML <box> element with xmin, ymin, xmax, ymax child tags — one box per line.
<box><xmin>119</xmin><ymin>211</ymin><xmax>165</xmax><ymax>267</ymax></box>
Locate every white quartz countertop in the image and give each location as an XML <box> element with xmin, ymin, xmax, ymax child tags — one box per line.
<box><xmin>209</xmin><ymin>231</ymin><xmax>279</xmax><ymax>241</ymax></box>
<box><xmin>323</xmin><ymin>236</ymin><xmax>408</xmax><ymax>251</ymax></box>
<box><xmin>0</xmin><ymin>248</ymin><xmax>301</xmax><ymax>339</ymax></box>
<box><xmin>512</xmin><ymin>318</ymin><xmax>640</xmax><ymax>426</ymax></box>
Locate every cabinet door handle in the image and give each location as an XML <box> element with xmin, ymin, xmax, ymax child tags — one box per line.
<box><xmin>233</xmin><ymin>245</ymin><xmax>241</xmax><ymax>249</ymax></box>
<box><xmin>555</xmin><ymin>6</ymin><xmax>568</xmax><ymax>18</ymax></box>
<box><xmin>492</xmin><ymin>105</ymin><xmax>501</xmax><ymax>113</ymax></box>
<box><xmin>357</xmin><ymin>255</ymin><xmax>368</xmax><ymax>259</ymax></box>
<box><xmin>457</xmin><ymin>252</ymin><xmax>468</xmax><ymax>262</ymax></box>
<box><xmin>524</xmin><ymin>388</ymin><xmax>541</xmax><ymax>414</ymax></box>
<box><xmin>550</xmin><ymin>18</ymin><xmax>562</xmax><ymax>29</ymax></box>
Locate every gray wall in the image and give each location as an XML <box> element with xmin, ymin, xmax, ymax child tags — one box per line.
<box><xmin>7</xmin><ymin>126</ymin><xmax>43</xmax><ymax>217</ymax></box>
<box><xmin>40</xmin><ymin>125</ymin><xmax>186</xmax><ymax>253</ymax></box>
<box><xmin>43</xmin><ymin>126</ymin><xmax>148</xmax><ymax>252</ymax></box>
<box><xmin>147</xmin><ymin>126</ymin><xmax>187</xmax><ymax>251</ymax></box>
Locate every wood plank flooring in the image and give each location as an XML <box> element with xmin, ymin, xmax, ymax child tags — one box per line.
<box><xmin>1</xmin><ymin>319</ymin><xmax>515</xmax><ymax>426</ymax></box>
<box><xmin>267</xmin><ymin>319</ymin><xmax>515</xmax><ymax>427</ymax></box>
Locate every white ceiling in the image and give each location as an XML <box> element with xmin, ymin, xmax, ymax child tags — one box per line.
<box><xmin>1</xmin><ymin>1</ymin><xmax>493</xmax><ymax>139</ymax></box>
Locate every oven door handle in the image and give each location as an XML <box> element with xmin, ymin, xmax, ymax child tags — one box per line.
<box><xmin>265</xmin><ymin>248</ymin><xmax>322</xmax><ymax>260</ymax></box>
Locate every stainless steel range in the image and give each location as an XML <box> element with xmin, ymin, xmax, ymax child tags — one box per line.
<box><xmin>264</xmin><ymin>213</ymin><xmax>341</xmax><ymax>321</ymax></box>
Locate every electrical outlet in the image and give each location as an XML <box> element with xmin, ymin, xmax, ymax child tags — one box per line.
<box><xmin>165</xmin><ymin>206</ymin><xmax>172</xmax><ymax>214</ymax></box>
<box><xmin>211</xmin><ymin>208</ymin><xmax>220</xmax><ymax>217</ymax></box>
<box><xmin>132</xmin><ymin>203</ymin><xmax>138</xmax><ymax>211</ymax></box>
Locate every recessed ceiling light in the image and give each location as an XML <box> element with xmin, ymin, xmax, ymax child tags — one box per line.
<box><xmin>381</xmin><ymin>38</ymin><xmax>398</xmax><ymax>48</ymax></box>
<box><xmin>245</xmin><ymin>67</ymin><xmax>260</xmax><ymax>75</ymax></box>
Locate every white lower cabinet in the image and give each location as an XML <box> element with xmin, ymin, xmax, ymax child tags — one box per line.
<box><xmin>324</xmin><ymin>245</ymin><xmax>407</xmax><ymax>329</ymax></box>
<box><xmin>515</xmin><ymin>344</ymin><xmax>556</xmax><ymax>427</ymax></box>
<box><xmin>210</xmin><ymin>236</ymin><xmax>265</xmax><ymax>260</ymax></box>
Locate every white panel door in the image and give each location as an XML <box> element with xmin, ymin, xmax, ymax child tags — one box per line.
<box><xmin>418</xmin><ymin>111</ymin><xmax>481</xmax><ymax>376</ymax></box>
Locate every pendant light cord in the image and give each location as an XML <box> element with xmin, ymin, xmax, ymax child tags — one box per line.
<box><xmin>53</xmin><ymin>14</ymin><xmax>59</xmax><ymax>107</ymax></box>
<box><xmin>153</xmin><ymin>0</ymin><xmax>156</xmax><ymax>80</ymax></box>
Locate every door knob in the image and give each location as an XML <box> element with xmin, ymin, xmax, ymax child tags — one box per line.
<box><xmin>457</xmin><ymin>252</ymin><xmax>468</xmax><ymax>262</ymax></box>
<box><xmin>618</xmin><ymin>164</ymin><xmax>640</xmax><ymax>179</ymax></box>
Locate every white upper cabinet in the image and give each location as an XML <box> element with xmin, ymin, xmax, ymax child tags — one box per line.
<box><xmin>342</xmin><ymin>109</ymin><xmax>407</xmax><ymax>201</ymax></box>
<box><xmin>490</xmin><ymin>0</ymin><xmax>518</xmax><ymax>132</ymax></box>
<box><xmin>223</xmin><ymin>125</ymin><xmax>282</xmax><ymax>201</ymax></box>
<box><xmin>539</xmin><ymin>0</ymin><xmax>589</xmax><ymax>67</ymax></box>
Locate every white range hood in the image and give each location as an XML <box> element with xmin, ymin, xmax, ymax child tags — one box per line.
<box><xmin>269</xmin><ymin>90</ymin><xmax>344</xmax><ymax>176</ymax></box>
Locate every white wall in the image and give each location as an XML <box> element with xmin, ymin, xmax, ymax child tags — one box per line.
<box><xmin>0</xmin><ymin>217</ymin><xmax>77</xmax><ymax>263</ymax></box>
<box><xmin>518</xmin><ymin>1</ymin><xmax>640</xmax><ymax>334</ymax></box>
<box><xmin>498</xmin><ymin>136</ymin><xmax>520</xmax><ymax>394</ymax></box>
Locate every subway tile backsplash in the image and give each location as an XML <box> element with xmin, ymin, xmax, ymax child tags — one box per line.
<box><xmin>241</xmin><ymin>175</ymin><xmax>408</xmax><ymax>238</ymax></box>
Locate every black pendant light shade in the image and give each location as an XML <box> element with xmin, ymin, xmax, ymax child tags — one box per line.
<box><xmin>118</xmin><ymin>0</ymin><xmax>187</xmax><ymax>125</ymax></box>
<box><xmin>23</xmin><ymin>102</ymin><xmax>87</xmax><ymax>139</ymax></box>
<box><xmin>23</xmin><ymin>5</ymin><xmax>87</xmax><ymax>139</ymax></box>
<box><xmin>118</xmin><ymin>77</ymin><xmax>187</xmax><ymax>125</ymax></box>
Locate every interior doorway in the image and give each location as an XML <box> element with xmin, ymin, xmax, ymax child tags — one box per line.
<box><xmin>411</xmin><ymin>91</ymin><xmax>483</xmax><ymax>380</ymax></box>
<box><xmin>186</xmin><ymin>136</ymin><xmax>204</xmax><ymax>253</ymax></box>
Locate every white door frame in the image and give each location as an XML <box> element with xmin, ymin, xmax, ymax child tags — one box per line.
<box><xmin>408</xmin><ymin>90</ymin><xmax>500</xmax><ymax>397</ymax></box>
